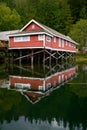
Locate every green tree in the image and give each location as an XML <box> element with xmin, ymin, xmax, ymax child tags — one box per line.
<box><xmin>0</xmin><ymin>3</ymin><xmax>22</xmax><ymax>31</ymax></box>
<box><xmin>68</xmin><ymin>19</ymin><xmax>87</xmax><ymax>50</ymax></box>
<box><xmin>67</xmin><ymin>0</ymin><xmax>81</xmax><ymax>23</ymax></box>
<box><xmin>0</xmin><ymin>0</ymin><xmax>72</xmax><ymax>34</ymax></box>
<box><xmin>36</xmin><ymin>0</ymin><xmax>72</xmax><ymax>34</ymax></box>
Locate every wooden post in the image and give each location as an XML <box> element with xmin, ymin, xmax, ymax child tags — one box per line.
<box><xmin>8</xmin><ymin>50</ymin><xmax>10</xmax><ymax>66</ymax></box>
<box><xmin>11</xmin><ymin>50</ymin><xmax>14</xmax><ymax>65</ymax></box>
<box><xmin>26</xmin><ymin>50</ymin><xmax>30</xmax><ymax>66</ymax></box>
<box><xmin>4</xmin><ymin>49</ymin><xmax>8</xmax><ymax>71</ymax></box>
<box><xmin>38</xmin><ymin>54</ymin><xmax>40</xmax><ymax>66</ymax></box>
<box><xmin>4</xmin><ymin>49</ymin><xmax>7</xmax><ymax>64</ymax></box>
<box><xmin>43</xmin><ymin>49</ymin><xmax>45</xmax><ymax>71</ymax></box>
<box><xmin>31</xmin><ymin>49</ymin><xmax>34</xmax><ymax>70</ymax></box>
<box><xmin>49</xmin><ymin>50</ymin><xmax>51</xmax><ymax>69</ymax></box>
<box><xmin>74</xmin><ymin>53</ymin><xmax>76</xmax><ymax>63</ymax></box>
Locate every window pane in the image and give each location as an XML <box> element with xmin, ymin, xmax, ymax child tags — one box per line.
<box><xmin>46</xmin><ymin>35</ymin><xmax>51</xmax><ymax>42</ymax></box>
<box><xmin>14</xmin><ymin>36</ymin><xmax>30</xmax><ymax>42</ymax></box>
<box><xmin>54</xmin><ymin>37</ymin><xmax>56</xmax><ymax>43</ymax></box>
<box><xmin>38</xmin><ymin>34</ymin><xmax>44</xmax><ymax>40</ymax></box>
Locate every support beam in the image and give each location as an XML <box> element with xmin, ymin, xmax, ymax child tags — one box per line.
<box><xmin>14</xmin><ymin>50</ymin><xmax>44</xmax><ymax>61</ymax></box>
<box><xmin>49</xmin><ymin>50</ymin><xmax>51</xmax><ymax>69</ymax></box>
<box><xmin>38</xmin><ymin>54</ymin><xmax>40</xmax><ymax>66</ymax></box>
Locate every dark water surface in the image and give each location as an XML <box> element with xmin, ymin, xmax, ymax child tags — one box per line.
<box><xmin>0</xmin><ymin>64</ymin><xmax>87</xmax><ymax>130</ymax></box>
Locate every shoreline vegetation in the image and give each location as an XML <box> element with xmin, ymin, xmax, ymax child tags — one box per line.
<box><xmin>76</xmin><ymin>53</ymin><xmax>87</xmax><ymax>64</ymax></box>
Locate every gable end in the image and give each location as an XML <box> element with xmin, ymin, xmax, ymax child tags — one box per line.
<box><xmin>20</xmin><ymin>19</ymin><xmax>43</xmax><ymax>32</ymax></box>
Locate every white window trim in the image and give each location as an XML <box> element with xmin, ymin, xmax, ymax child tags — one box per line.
<box><xmin>46</xmin><ymin>35</ymin><xmax>51</xmax><ymax>42</ymax></box>
<box><xmin>54</xmin><ymin>81</ymin><xmax>56</xmax><ymax>87</ymax></box>
<box><xmin>62</xmin><ymin>39</ymin><xmax>64</xmax><ymax>48</ymax></box>
<box><xmin>14</xmin><ymin>36</ymin><xmax>30</xmax><ymax>42</ymax></box>
<box><xmin>32</xmin><ymin>24</ymin><xmax>35</xmax><ymax>29</ymax></box>
<box><xmin>54</xmin><ymin>37</ymin><xmax>56</xmax><ymax>43</ymax></box>
<box><xmin>38</xmin><ymin>34</ymin><xmax>44</xmax><ymax>41</ymax></box>
<box><xmin>66</xmin><ymin>41</ymin><xmax>67</xmax><ymax>46</ymax></box>
<box><xmin>58</xmin><ymin>75</ymin><xmax>61</xmax><ymax>84</ymax></box>
<box><xmin>58</xmin><ymin>38</ymin><xmax>61</xmax><ymax>47</ymax></box>
<box><xmin>38</xmin><ymin>85</ymin><xmax>43</xmax><ymax>91</ymax></box>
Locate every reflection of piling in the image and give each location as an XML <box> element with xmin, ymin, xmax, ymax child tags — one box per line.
<box><xmin>31</xmin><ymin>50</ymin><xmax>34</xmax><ymax>70</ymax></box>
<box><xmin>19</xmin><ymin>50</ymin><xmax>22</xmax><ymax>66</ymax></box>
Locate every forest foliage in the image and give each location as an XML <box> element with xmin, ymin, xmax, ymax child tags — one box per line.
<box><xmin>0</xmin><ymin>0</ymin><xmax>87</xmax><ymax>49</ymax></box>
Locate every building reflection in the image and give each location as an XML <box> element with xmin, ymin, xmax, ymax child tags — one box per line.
<box><xmin>8</xmin><ymin>64</ymin><xmax>77</xmax><ymax>104</ymax></box>
<box><xmin>1</xmin><ymin>64</ymin><xmax>87</xmax><ymax>130</ymax></box>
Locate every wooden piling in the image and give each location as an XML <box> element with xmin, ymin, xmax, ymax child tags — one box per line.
<box><xmin>31</xmin><ymin>50</ymin><xmax>34</xmax><ymax>70</ymax></box>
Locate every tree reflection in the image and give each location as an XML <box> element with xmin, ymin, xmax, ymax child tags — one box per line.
<box><xmin>0</xmin><ymin>64</ymin><xmax>87</xmax><ymax>130</ymax></box>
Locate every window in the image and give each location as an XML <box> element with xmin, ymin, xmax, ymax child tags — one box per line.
<box><xmin>22</xmin><ymin>36</ymin><xmax>30</xmax><ymax>41</ymax></box>
<box><xmin>15</xmin><ymin>83</ymin><xmax>31</xmax><ymax>89</ymax></box>
<box><xmin>38</xmin><ymin>85</ymin><xmax>43</xmax><ymax>91</ymax></box>
<box><xmin>46</xmin><ymin>35</ymin><xmax>51</xmax><ymax>42</ymax></box>
<box><xmin>68</xmin><ymin>42</ymin><xmax>71</xmax><ymax>46</ymax></box>
<box><xmin>38</xmin><ymin>34</ymin><xmax>44</xmax><ymax>40</ymax></box>
<box><xmin>62</xmin><ymin>39</ymin><xmax>64</xmax><ymax>48</ymax></box>
<box><xmin>32</xmin><ymin>24</ymin><xmax>35</xmax><ymax>29</ymax></box>
<box><xmin>14</xmin><ymin>36</ymin><xmax>30</xmax><ymax>42</ymax></box>
<box><xmin>58</xmin><ymin>75</ymin><xmax>61</xmax><ymax>84</ymax></box>
<box><xmin>62</xmin><ymin>75</ymin><xmax>64</xmax><ymax>82</ymax></box>
<box><xmin>14</xmin><ymin>37</ymin><xmax>21</xmax><ymax>42</ymax></box>
<box><xmin>54</xmin><ymin>81</ymin><xmax>56</xmax><ymax>87</ymax></box>
<box><xmin>54</xmin><ymin>37</ymin><xmax>56</xmax><ymax>43</ymax></box>
<box><xmin>73</xmin><ymin>45</ymin><xmax>75</xmax><ymax>48</ymax></box>
<box><xmin>70</xmin><ymin>43</ymin><xmax>71</xmax><ymax>46</ymax></box>
<box><xmin>58</xmin><ymin>38</ymin><xmax>61</xmax><ymax>47</ymax></box>
<box><xmin>66</xmin><ymin>41</ymin><xmax>67</xmax><ymax>46</ymax></box>
<box><xmin>46</xmin><ymin>83</ymin><xmax>51</xmax><ymax>90</ymax></box>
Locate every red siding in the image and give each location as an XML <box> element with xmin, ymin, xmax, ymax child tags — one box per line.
<box><xmin>10</xmin><ymin>67</ymin><xmax>76</xmax><ymax>91</ymax></box>
<box><xmin>9</xmin><ymin>35</ymin><xmax>44</xmax><ymax>48</ymax></box>
<box><xmin>45</xmin><ymin>36</ymin><xmax>76</xmax><ymax>52</ymax></box>
<box><xmin>9</xmin><ymin>21</ymin><xmax>77</xmax><ymax>52</ymax></box>
<box><xmin>9</xmin><ymin>35</ymin><xmax>76</xmax><ymax>51</ymax></box>
<box><xmin>45</xmin><ymin>67</ymin><xmax>76</xmax><ymax>89</ymax></box>
<box><xmin>10</xmin><ymin>77</ymin><xmax>44</xmax><ymax>90</ymax></box>
<box><xmin>23</xmin><ymin>22</ymin><xmax>42</xmax><ymax>31</ymax></box>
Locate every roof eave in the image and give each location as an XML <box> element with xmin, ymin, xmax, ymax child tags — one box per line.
<box><xmin>8</xmin><ymin>32</ymin><xmax>53</xmax><ymax>37</ymax></box>
<box><xmin>20</xmin><ymin>19</ymin><xmax>54</xmax><ymax>35</ymax></box>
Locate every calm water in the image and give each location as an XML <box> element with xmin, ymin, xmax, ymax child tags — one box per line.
<box><xmin>0</xmin><ymin>64</ymin><xmax>87</xmax><ymax>130</ymax></box>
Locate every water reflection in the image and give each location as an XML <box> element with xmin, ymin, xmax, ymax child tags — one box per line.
<box><xmin>0</xmin><ymin>64</ymin><xmax>87</xmax><ymax>130</ymax></box>
<box><xmin>8</xmin><ymin>64</ymin><xmax>77</xmax><ymax>104</ymax></box>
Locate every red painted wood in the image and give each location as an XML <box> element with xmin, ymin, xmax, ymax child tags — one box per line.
<box><xmin>9</xmin><ymin>36</ymin><xmax>44</xmax><ymax>48</ymax></box>
<box><xmin>9</xmin><ymin>21</ymin><xmax>77</xmax><ymax>52</ymax></box>
<box><xmin>9</xmin><ymin>35</ymin><xmax>76</xmax><ymax>52</ymax></box>
<box><xmin>10</xmin><ymin>67</ymin><xmax>76</xmax><ymax>91</ymax></box>
<box><xmin>23</xmin><ymin>22</ymin><xmax>42</xmax><ymax>31</ymax></box>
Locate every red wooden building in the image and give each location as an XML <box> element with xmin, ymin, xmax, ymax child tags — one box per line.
<box><xmin>8</xmin><ymin>19</ymin><xmax>78</xmax><ymax>66</ymax></box>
